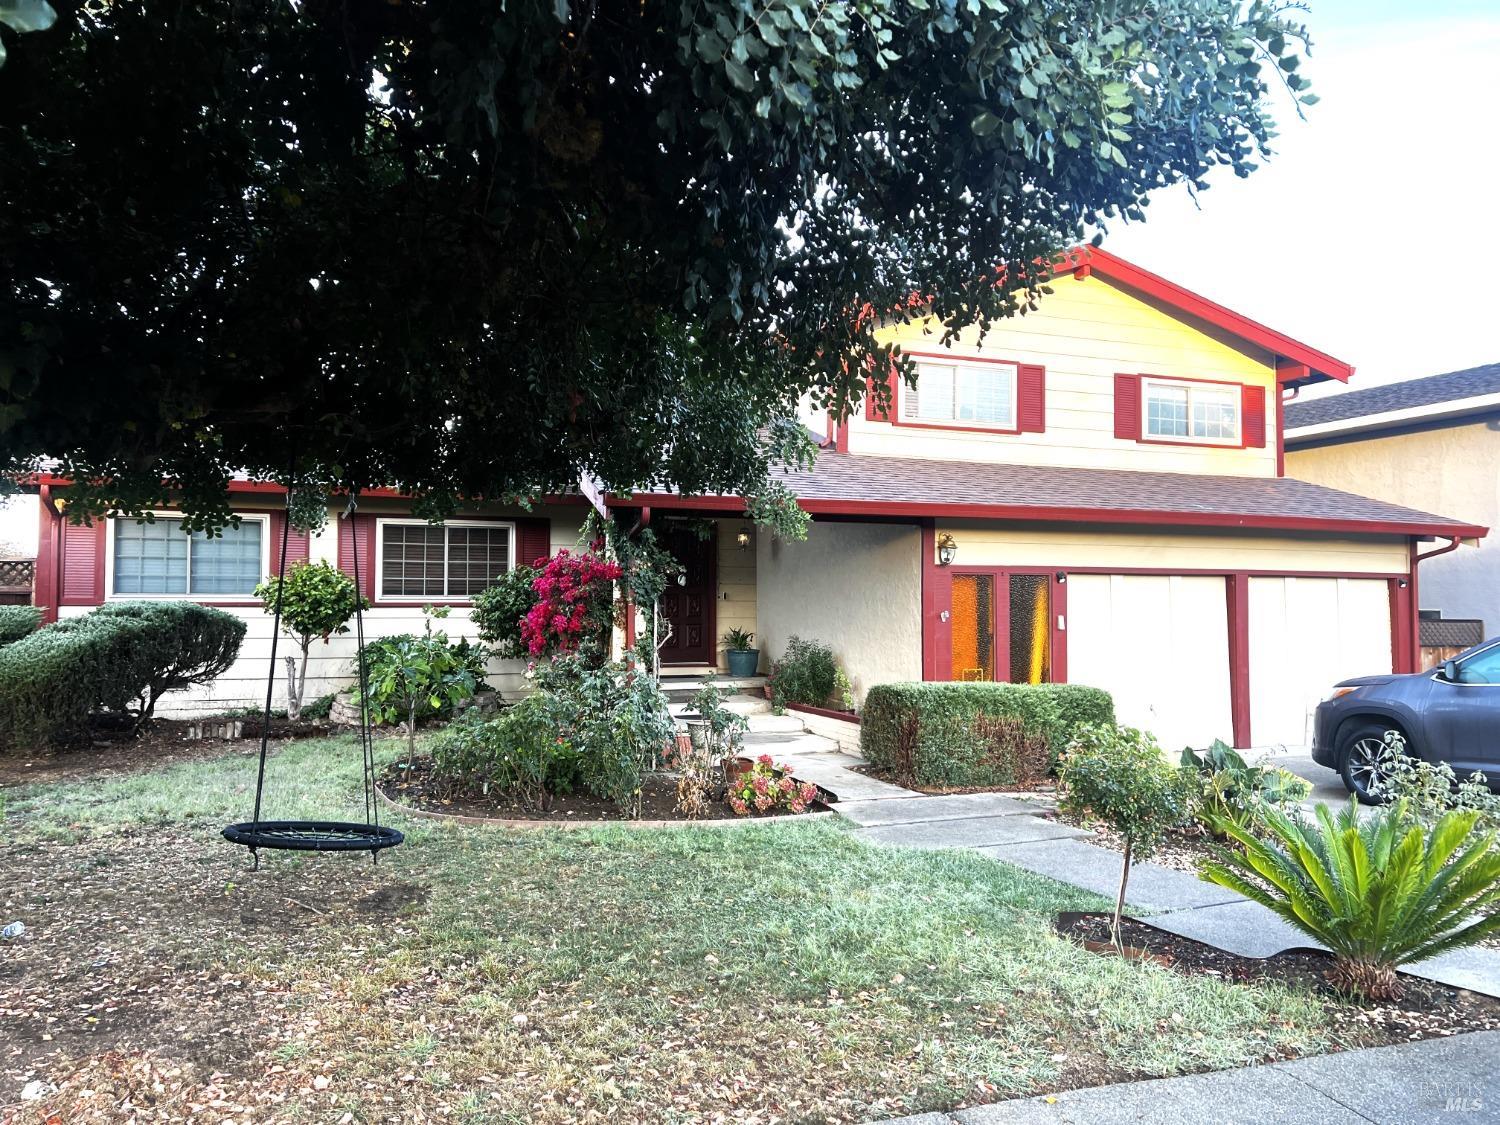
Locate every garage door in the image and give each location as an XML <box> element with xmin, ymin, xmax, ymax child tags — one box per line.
<box><xmin>1067</xmin><ymin>574</ymin><xmax>1233</xmax><ymax>752</ymax></box>
<box><xmin>1249</xmin><ymin>577</ymin><xmax>1392</xmax><ymax>748</ymax></box>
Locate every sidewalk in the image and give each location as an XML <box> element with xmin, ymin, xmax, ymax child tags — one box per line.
<box><xmin>878</xmin><ymin>1030</ymin><xmax>1500</xmax><ymax>1124</ymax></box>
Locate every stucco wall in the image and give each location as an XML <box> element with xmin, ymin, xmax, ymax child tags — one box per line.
<box><xmin>756</xmin><ymin>521</ymin><xmax>922</xmax><ymax>703</ymax></box>
<box><xmin>854</xmin><ymin>273</ymin><xmax>1279</xmax><ymax>477</ymax></box>
<box><xmin>1288</xmin><ymin>420</ymin><xmax>1500</xmax><ymax>634</ymax></box>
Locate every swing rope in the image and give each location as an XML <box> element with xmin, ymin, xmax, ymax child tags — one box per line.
<box><xmin>222</xmin><ymin>475</ymin><xmax>403</xmax><ymax>869</ymax></box>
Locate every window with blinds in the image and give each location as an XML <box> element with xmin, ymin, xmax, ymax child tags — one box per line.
<box><xmin>377</xmin><ymin>520</ymin><xmax>513</xmax><ymax>600</ymax></box>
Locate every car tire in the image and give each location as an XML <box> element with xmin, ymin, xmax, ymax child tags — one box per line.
<box><xmin>1337</xmin><ymin>722</ymin><xmax>1400</xmax><ymax>805</ymax></box>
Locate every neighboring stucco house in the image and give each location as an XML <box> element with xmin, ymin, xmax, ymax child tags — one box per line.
<box><xmin>1286</xmin><ymin>362</ymin><xmax>1500</xmax><ymax>662</ymax></box>
<box><xmin>26</xmin><ymin>250</ymin><xmax>1488</xmax><ymax>749</ymax></box>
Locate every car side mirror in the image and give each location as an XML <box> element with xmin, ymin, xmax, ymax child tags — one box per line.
<box><xmin>1443</xmin><ymin>659</ymin><xmax>1459</xmax><ymax>683</ymax></box>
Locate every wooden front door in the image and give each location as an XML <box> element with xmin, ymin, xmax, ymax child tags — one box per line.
<box><xmin>659</xmin><ymin>524</ymin><xmax>715</xmax><ymax>665</ymax></box>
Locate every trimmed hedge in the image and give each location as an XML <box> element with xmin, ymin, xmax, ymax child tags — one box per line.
<box><xmin>860</xmin><ymin>682</ymin><xmax>1115</xmax><ymax>788</ymax></box>
<box><xmin>0</xmin><ymin>601</ymin><xmax>246</xmax><ymax>748</ymax></box>
<box><xmin>0</xmin><ymin>605</ymin><xmax>41</xmax><ymax>647</ymax></box>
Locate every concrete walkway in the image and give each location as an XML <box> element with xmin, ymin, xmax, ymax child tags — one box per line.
<box><xmin>835</xmin><ymin>792</ymin><xmax>1500</xmax><ymax>998</ymax></box>
<box><xmin>879</xmin><ymin>1030</ymin><xmax>1500</xmax><ymax>1123</ymax></box>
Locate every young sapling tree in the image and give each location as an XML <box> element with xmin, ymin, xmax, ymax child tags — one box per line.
<box><xmin>254</xmin><ymin>561</ymin><xmax>365</xmax><ymax>721</ymax></box>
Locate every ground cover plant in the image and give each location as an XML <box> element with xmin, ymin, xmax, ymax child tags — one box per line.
<box><xmin>0</xmin><ymin>733</ymin><xmax>1360</xmax><ymax>1122</ymax></box>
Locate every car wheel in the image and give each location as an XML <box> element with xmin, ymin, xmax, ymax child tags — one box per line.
<box><xmin>1338</xmin><ymin>722</ymin><xmax>1397</xmax><ymax>805</ymax></box>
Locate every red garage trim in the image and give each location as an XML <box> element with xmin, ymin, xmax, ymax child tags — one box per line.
<box><xmin>35</xmin><ymin>486</ymin><xmax>61</xmax><ymax>624</ymax></box>
<box><xmin>1390</xmin><ymin>576</ymin><xmax>1415</xmax><ymax>674</ymax></box>
<box><xmin>920</xmin><ymin>521</ymin><xmax>951</xmax><ymax>681</ymax></box>
<box><xmin>1225</xmin><ymin>574</ymin><xmax>1252</xmax><ymax>749</ymax></box>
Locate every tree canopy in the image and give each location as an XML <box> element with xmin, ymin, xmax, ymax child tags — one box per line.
<box><xmin>0</xmin><ymin>0</ymin><xmax>1316</xmax><ymax>529</ymax></box>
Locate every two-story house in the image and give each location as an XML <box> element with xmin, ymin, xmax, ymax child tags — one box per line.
<box><xmin>28</xmin><ymin>249</ymin><xmax>1487</xmax><ymax>749</ymax></box>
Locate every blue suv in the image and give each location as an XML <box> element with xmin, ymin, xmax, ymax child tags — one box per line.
<box><xmin>1312</xmin><ymin>637</ymin><xmax>1500</xmax><ymax>803</ymax></box>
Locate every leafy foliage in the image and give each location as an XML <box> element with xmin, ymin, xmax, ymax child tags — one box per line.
<box><xmin>768</xmin><ymin>635</ymin><xmax>840</xmax><ymax>709</ymax></box>
<box><xmin>362</xmin><ymin>608</ymin><xmax>484</xmax><ymax>764</ymax></box>
<box><xmin>0</xmin><ymin>601</ymin><xmax>245</xmax><ymax>747</ymax></box>
<box><xmin>532</xmin><ymin>655</ymin><xmax>677</xmax><ymax>815</ymax></box>
<box><xmin>429</xmin><ymin>698</ymin><xmax>583</xmax><ymax>813</ymax></box>
<box><xmin>1180</xmin><ymin>739</ymin><xmax>1311</xmax><ymax>836</ymax></box>
<box><xmin>1200</xmin><ymin>798</ymin><xmax>1500</xmax><ymax>1000</ymax></box>
<box><xmin>726</xmin><ymin>754</ymin><xmax>820</xmax><ymax>817</ymax></box>
<box><xmin>1059</xmin><ymin>723</ymin><xmax>1192</xmax><ymax>943</ymax></box>
<box><xmin>861</xmin><ymin>682</ymin><xmax>1114</xmax><ymax>788</ymax></box>
<box><xmin>1371</xmin><ymin>730</ymin><xmax>1500</xmax><ymax>831</ymax></box>
<box><xmin>0</xmin><ymin>603</ymin><xmax>39</xmax><ymax>646</ymax></box>
<box><xmin>721</xmin><ymin>627</ymin><xmax>756</xmax><ymax>652</ymax></box>
<box><xmin>254</xmin><ymin>561</ymin><xmax>365</xmax><ymax>720</ymax></box>
<box><xmin>469</xmin><ymin>565</ymin><xmax>539</xmax><ymax>659</ymax></box>
<box><xmin>2</xmin><ymin>1</ymin><xmax>1316</xmax><ymax>531</ymax></box>
<box><xmin>520</xmin><ymin>550</ymin><xmax>622</xmax><ymax>664</ymax></box>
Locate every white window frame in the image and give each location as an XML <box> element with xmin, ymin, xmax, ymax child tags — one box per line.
<box><xmin>374</xmin><ymin>518</ymin><xmax>516</xmax><ymax>604</ymax></box>
<box><xmin>104</xmin><ymin>512</ymin><xmax>271</xmax><ymax>602</ymax></box>
<box><xmin>900</xmin><ymin>357</ymin><xmax>1020</xmax><ymax>430</ymax></box>
<box><xmin>1141</xmin><ymin>377</ymin><xmax>1242</xmax><ymax>446</ymax></box>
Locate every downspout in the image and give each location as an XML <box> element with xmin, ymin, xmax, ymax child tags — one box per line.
<box><xmin>1410</xmin><ymin>536</ymin><xmax>1464</xmax><ymax>671</ymax></box>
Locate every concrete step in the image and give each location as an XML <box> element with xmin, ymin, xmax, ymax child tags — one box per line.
<box><xmin>743</xmin><ymin>712</ymin><xmax>810</xmax><ymax>735</ymax></box>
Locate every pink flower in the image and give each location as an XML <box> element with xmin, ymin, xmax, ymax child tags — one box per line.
<box><xmin>729</xmin><ymin>796</ymin><xmax>749</xmax><ymax>816</ymax></box>
<box><xmin>752</xmin><ymin>776</ymin><xmax>770</xmax><ymax>795</ymax></box>
<box><xmin>798</xmin><ymin>782</ymin><xmax>818</xmax><ymax>803</ymax></box>
<box><xmin>790</xmin><ymin>800</ymin><xmax>807</xmax><ymax>814</ymax></box>
<box><xmin>754</xmin><ymin>793</ymin><xmax>773</xmax><ymax>811</ymax></box>
<box><xmin>778</xmin><ymin>776</ymin><xmax>796</xmax><ymax>794</ymax></box>
<box><xmin>756</xmin><ymin>753</ymin><xmax>773</xmax><ymax>767</ymax></box>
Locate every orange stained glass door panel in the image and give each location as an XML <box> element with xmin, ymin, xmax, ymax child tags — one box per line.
<box><xmin>1008</xmin><ymin>574</ymin><xmax>1051</xmax><ymax>684</ymax></box>
<box><xmin>951</xmin><ymin>574</ymin><xmax>996</xmax><ymax>682</ymax></box>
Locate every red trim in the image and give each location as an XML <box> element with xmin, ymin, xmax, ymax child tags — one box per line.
<box><xmin>1133</xmin><ymin>373</ymin><xmax>1256</xmax><ymax>450</ymax></box>
<box><xmin>1275</xmin><ymin>360</ymin><xmax>1312</xmax><ymax>384</ymax></box>
<box><xmin>1241</xmin><ymin>384</ymin><xmax>1267</xmax><ymax>450</ymax></box>
<box><xmin>1051</xmin><ymin>572</ymin><xmax>1068</xmax><ymax>683</ymax></box>
<box><xmin>59</xmin><ymin>519</ymin><xmax>106</xmax><ymax>606</ymax></box>
<box><xmin>835</xmin><ymin>415</ymin><xmax>850</xmax><ymax>453</ymax></box>
<box><xmin>1114</xmin><ymin>373</ymin><xmax>1141</xmax><ymax>441</ymax></box>
<box><xmin>920</xmin><ymin>522</ymin><xmax>950</xmax><ymax>681</ymax></box>
<box><xmin>1276</xmin><ymin>388</ymin><xmax>1287</xmax><ymax>476</ymax></box>
<box><xmin>35</xmin><ymin>487</ymin><xmax>60</xmax><ymax>624</ymax></box>
<box><xmin>1225</xmin><ymin>574</ymin><xmax>1251</xmax><ymax>749</ymax></box>
<box><xmin>1011</xmin><ymin>564</ymin><xmax>1409</xmax><ymax>580</ymax></box>
<box><xmin>1017</xmin><ymin>364</ymin><xmax>1046</xmax><ymax>433</ymax></box>
<box><xmin>1056</xmin><ymin>248</ymin><xmax>1354</xmax><ymax>383</ymax></box>
<box><xmin>1389</xmin><ymin>576</ymin><xmax>1415</xmax><ymax>674</ymax></box>
<box><xmin>785</xmin><ymin>702</ymin><xmax>860</xmax><ymax>724</ymax></box>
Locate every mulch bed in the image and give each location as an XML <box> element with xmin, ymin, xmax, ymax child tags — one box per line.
<box><xmin>0</xmin><ymin>717</ymin><xmax>343</xmax><ymax>789</ymax></box>
<box><xmin>1058</xmin><ymin>912</ymin><xmax>1500</xmax><ymax>1045</ymax></box>
<box><xmin>380</xmin><ymin>756</ymin><xmax>829</xmax><ymax>823</ymax></box>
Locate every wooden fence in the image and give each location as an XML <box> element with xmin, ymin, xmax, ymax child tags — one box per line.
<box><xmin>0</xmin><ymin>558</ymin><xmax>34</xmax><ymax>605</ymax></box>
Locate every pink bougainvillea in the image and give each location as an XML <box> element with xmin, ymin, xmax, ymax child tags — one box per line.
<box><xmin>519</xmin><ymin>549</ymin><xmax>623</xmax><ymax>659</ymax></box>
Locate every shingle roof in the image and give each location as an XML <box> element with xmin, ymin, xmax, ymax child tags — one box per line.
<box><xmin>1420</xmin><ymin>618</ymin><xmax>1485</xmax><ymax>649</ymax></box>
<box><xmin>1285</xmin><ymin>362</ymin><xmax>1500</xmax><ymax>429</ymax></box>
<box><xmin>753</xmin><ymin>452</ymin><xmax>1486</xmax><ymax>537</ymax></box>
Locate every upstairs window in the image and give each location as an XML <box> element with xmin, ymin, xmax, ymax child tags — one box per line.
<box><xmin>901</xmin><ymin>359</ymin><xmax>1018</xmax><ymax>428</ymax></box>
<box><xmin>377</xmin><ymin>520</ymin><xmax>513</xmax><ymax>601</ymax></box>
<box><xmin>112</xmin><ymin>516</ymin><xmax>265</xmax><ymax>597</ymax></box>
<box><xmin>1143</xmin><ymin>378</ymin><xmax>1241</xmax><ymax>444</ymax></box>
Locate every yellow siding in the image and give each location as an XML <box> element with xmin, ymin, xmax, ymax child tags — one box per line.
<box><xmin>858</xmin><ymin>274</ymin><xmax>1279</xmax><ymax>476</ymax></box>
<box><xmin>713</xmin><ymin>517</ymin><xmax>758</xmax><ymax>670</ymax></box>
<box><xmin>937</xmin><ymin>522</ymin><xmax>1408</xmax><ymax>575</ymax></box>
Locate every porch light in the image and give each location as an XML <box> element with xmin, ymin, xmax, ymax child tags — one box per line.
<box><xmin>937</xmin><ymin>534</ymin><xmax>957</xmax><ymax>566</ymax></box>
<box><xmin>736</xmin><ymin>524</ymin><xmax>753</xmax><ymax>550</ymax></box>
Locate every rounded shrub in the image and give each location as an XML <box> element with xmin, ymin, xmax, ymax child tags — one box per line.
<box><xmin>0</xmin><ymin>604</ymin><xmax>41</xmax><ymax>647</ymax></box>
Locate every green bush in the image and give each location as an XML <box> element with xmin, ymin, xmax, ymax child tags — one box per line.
<box><xmin>361</xmin><ymin>607</ymin><xmax>484</xmax><ymax>765</ymax></box>
<box><xmin>429</xmin><ymin>697</ymin><xmax>582</xmax><ymax>812</ymax></box>
<box><xmin>0</xmin><ymin>601</ymin><xmax>246</xmax><ymax>747</ymax></box>
<box><xmin>1372</xmin><ymin>730</ymin><xmax>1500</xmax><ymax>830</ymax></box>
<box><xmin>860</xmin><ymin>681</ymin><xmax>1114</xmax><ymax>788</ymax></box>
<box><xmin>1202</xmin><ymin>798</ymin><xmax>1500</xmax><ymax>1000</ymax></box>
<box><xmin>1060</xmin><ymin>722</ymin><xmax>1192</xmax><ymax>944</ymax></box>
<box><xmin>0</xmin><ymin>605</ymin><xmax>41</xmax><ymax>646</ymax></box>
<box><xmin>769</xmin><ymin>635</ymin><xmax>839</xmax><ymax>708</ymax></box>
<box><xmin>470</xmin><ymin>564</ymin><xmax>538</xmax><ymax>658</ymax></box>
<box><xmin>1180</xmin><ymin>739</ymin><xmax>1311</xmax><ymax>836</ymax></box>
<box><xmin>254</xmin><ymin>560</ymin><xmax>365</xmax><ymax>720</ymax></box>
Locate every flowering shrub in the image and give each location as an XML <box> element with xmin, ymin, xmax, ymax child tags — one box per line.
<box><xmin>519</xmin><ymin>550</ymin><xmax>622</xmax><ymax>663</ymax></box>
<box><xmin>727</xmin><ymin>754</ymin><xmax>820</xmax><ymax>816</ymax></box>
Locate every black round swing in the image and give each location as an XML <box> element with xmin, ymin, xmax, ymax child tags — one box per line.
<box><xmin>222</xmin><ymin>486</ymin><xmax>403</xmax><ymax>869</ymax></box>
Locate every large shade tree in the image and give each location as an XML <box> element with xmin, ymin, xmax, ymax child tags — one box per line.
<box><xmin>0</xmin><ymin>0</ymin><xmax>1316</xmax><ymax>528</ymax></box>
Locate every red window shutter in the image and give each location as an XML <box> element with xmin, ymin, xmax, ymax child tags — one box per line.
<box><xmin>865</xmin><ymin>360</ymin><xmax>895</xmax><ymax>422</ymax></box>
<box><xmin>60</xmin><ymin>520</ymin><xmax>106</xmax><ymax>605</ymax></box>
<box><xmin>1114</xmin><ymin>373</ymin><xmax>1141</xmax><ymax>440</ymax></box>
<box><xmin>1242</xmin><ymin>384</ymin><xmax>1267</xmax><ymax>448</ymax></box>
<box><xmin>337</xmin><ymin>514</ymin><xmax>376</xmax><ymax>600</ymax></box>
<box><xmin>266</xmin><ymin>512</ymin><xmax>311</xmax><ymax>575</ymax></box>
<box><xmin>1017</xmin><ymin>364</ymin><xmax>1046</xmax><ymax>432</ymax></box>
<box><xmin>516</xmin><ymin>518</ymin><xmax>552</xmax><ymax>570</ymax></box>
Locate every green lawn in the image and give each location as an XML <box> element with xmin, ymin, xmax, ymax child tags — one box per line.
<box><xmin>0</xmin><ymin>735</ymin><xmax>1339</xmax><ymax>1122</ymax></box>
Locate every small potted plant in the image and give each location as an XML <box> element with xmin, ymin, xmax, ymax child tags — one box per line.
<box><xmin>721</xmin><ymin>627</ymin><xmax>760</xmax><ymax>678</ymax></box>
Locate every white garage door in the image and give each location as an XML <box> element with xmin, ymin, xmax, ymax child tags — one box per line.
<box><xmin>1067</xmin><ymin>574</ymin><xmax>1233</xmax><ymax>752</ymax></box>
<box><xmin>1249</xmin><ymin>577</ymin><xmax>1392</xmax><ymax>748</ymax></box>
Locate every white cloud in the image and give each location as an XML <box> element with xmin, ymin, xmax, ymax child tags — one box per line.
<box><xmin>1104</xmin><ymin>17</ymin><xmax>1500</xmax><ymax>393</ymax></box>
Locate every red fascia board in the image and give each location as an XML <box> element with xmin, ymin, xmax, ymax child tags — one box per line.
<box><xmin>614</xmin><ymin>491</ymin><xmax>1487</xmax><ymax>541</ymax></box>
<box><xmin>1058</xmin><ymin>248</ymin><xmax>1355</xmax><ymax>384</ymax></box>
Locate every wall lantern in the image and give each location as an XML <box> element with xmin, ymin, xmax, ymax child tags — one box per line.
<box><xmin>736</xmin><ymin>524</ymin><xmax>753</xmax><ymax>550</ymax></box>
<box><xmin>936</xmin><ymin>534</ymin><xmax>958</xmax><ymax>566</ymax></box>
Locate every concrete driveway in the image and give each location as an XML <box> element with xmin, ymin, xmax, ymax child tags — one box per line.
<box><xmin>1247</xmin><ymin>745</ymin><xmax>1360</xmax><ymax>816</ymax></box>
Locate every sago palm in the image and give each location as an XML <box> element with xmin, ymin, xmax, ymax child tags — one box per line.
<box><xmin>1200</xmin><ymin>798</ymin><xmax>1500</xmax><ymax>1000</ymax></box>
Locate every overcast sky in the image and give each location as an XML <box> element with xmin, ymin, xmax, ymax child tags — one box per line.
<box><xmin>1106</xmin><ymin>0</ymin><xmax>1500</xmax><ymax>394</ymax></box>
